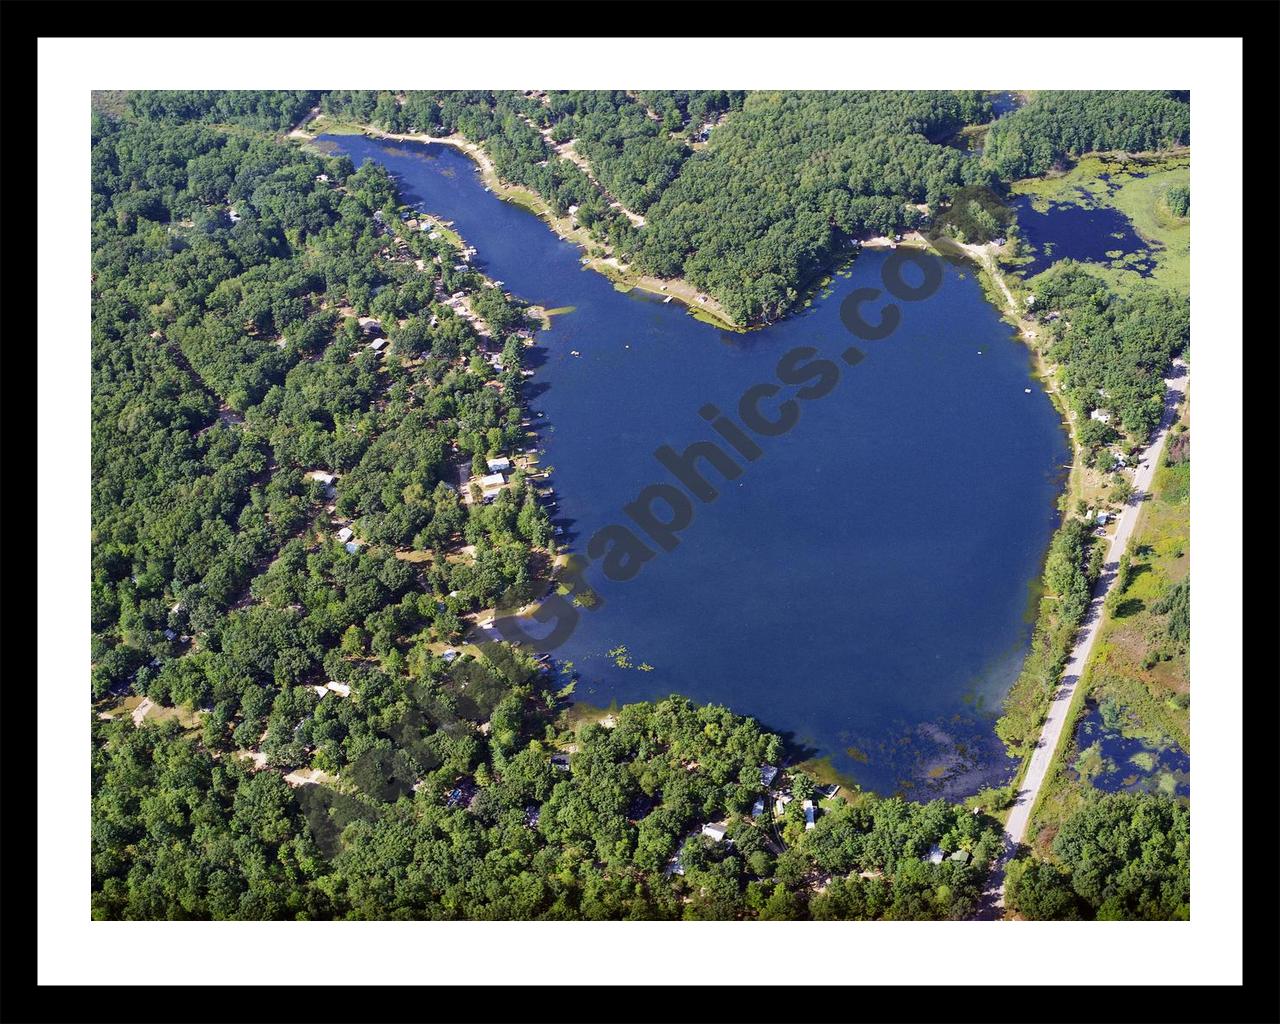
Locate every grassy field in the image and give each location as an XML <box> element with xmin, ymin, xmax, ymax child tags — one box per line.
<box><xmin>1009</xmin><ymin>151</ymin><xmax>1190</xmax><ymax>297</ymax></box>
<box><xmin>295</xmin><ymin>113</ymin><xmax>367</xmax><ymax>137</ymax></box>
<box><xmin>1025</xmin><ymin>399</ymin><xmax>1190</xmax><ymax>850</ymax></box>
<box><xmin>91</xmin><ymin>90</ymin><xmax>131</xmax><ymax>117</ymax></box>
<box><xmin>98</xmin><ymin>693</ymin><xmax>205</xmax><ymax>731</ymax></box>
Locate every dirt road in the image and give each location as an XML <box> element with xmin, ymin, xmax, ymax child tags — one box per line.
<box><xmin>977</xmin><ymin>360</ymin><xmax>1189</xmax><ymax>916</ymax></box>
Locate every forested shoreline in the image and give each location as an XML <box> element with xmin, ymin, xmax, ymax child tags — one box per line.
<box><xmin>89</xmin><ymin>90</ymin><xmax>1191</xmax><ymax>921</ymax></box>
<box><xmin>90</xmin><ymin>99</ymin><xmax>1009</xmax><ymax>921</ymax></box>
<box><xmin>313</xmin><ymin>88</ymin><xmax>1188</xmax><ymax>325</ymax></box>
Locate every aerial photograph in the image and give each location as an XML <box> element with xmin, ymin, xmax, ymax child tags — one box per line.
<box><xmin>89</xmin><ymin>87</ymin><xmax>1191</xmax><ymax>922</ymax></box>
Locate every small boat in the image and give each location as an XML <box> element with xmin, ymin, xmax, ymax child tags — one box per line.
<box><xmin>570</xmin><ymin>350</ymin><xmax>581</xmax><ymax>357</ymax></box>
<box><xmin>663</xmin><ymin>295</ymin><xmax>673</xmax><ymax>303</ymax></box>
<box><xmin>1024</xmin><ymin>388</ymin><xmax>1032</xmax><ymax>394</ymax></box>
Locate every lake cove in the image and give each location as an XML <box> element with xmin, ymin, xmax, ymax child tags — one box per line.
<box><xmin>318</xmin><ymin>134</ymin><xmax>1070</xmax><ymax>798</ymax></box>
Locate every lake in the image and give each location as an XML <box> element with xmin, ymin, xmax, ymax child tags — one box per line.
<box><xmin>318</xmin><ymin>134</ymin><xmax>1071</xmax><ymax>798</ymax></box>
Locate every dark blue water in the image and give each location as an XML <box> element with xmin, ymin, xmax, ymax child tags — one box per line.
<box><xmin>1071</xmin><ymin>700</ymin><xmax>1190</xmax><ymax>799</ymax></box>
<box><xmin>320</xmin><ymin>135</ymin><xmax>1070</xmax><ymax>797</ymax></box>
<box><xmin>1012</xmin><ymin>192</ymin><xmax>1157</xmax><ymax>278</ymax></box>
<box><xmin>988</xmin><ymin>91</ymin><xmax>1022</xmax><ymax>119</ymax></box>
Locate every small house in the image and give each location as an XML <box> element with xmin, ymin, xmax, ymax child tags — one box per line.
<box><xmin>551</xmin><ymin>754</ymin><xmax>570</xmax><ymax>772</ymax></box>
<box><xmin>759</xmin><ymin>764</ymin><xmax>779</xmax><ymax>787</ymax></box>
<box><xmin>948</xmin><ymin>849</ymin><xmax>972</xmax><ymax>865</ymax></box>
<box><xmin>701</xmin><ymin>822</ymin><xmax>728</xmax><ymax>842</ymax></box>
<box><xmin>344</xmin><ymin>541</ymin><xmax>360</xmax><ymax>554</ymax></box>
<box><xmin>477</xmin><ymin>472</ymin><xmax>506</xmax><ymax>491</ymax></box>
<box><xmin>336</xmin><ymin>526</ymin><xmax>354</xmax><ymax>543</ymax></box>
<box><xmin>357</xmin><ymin>316</ymin><xmax>383</xmax><ymax>338</ymax></box>
<box><xmin>774</xmin><ymin>794</ymin><xmax>792</xmax><ymax>816</ymax></box>
<box><xmin>486</xmin><ymin>457</ymin><xmax>512</xmax><ymax>474</ymax></box>
<box><xmin>325</xmin><ymin>680</ymin><xmax>351</xmax><ymax>698</ymax></box>
<box><xmin>441</xmin><ymin>649</ymin><xmax>458</xmax><ymax>664</ymax></box>
<box><xmin>752</xmin><ymin>798</ymin><xmax>765</xmax><ymax>818</ymax></box>
<box><xmin>802</xmin><ymin>799</ymin><xmax>816</xmax><ymax>830</ymax></box>
<box><xmin>315</xmin><ymin>173</ymin><xmax>329</xmax><ymax>184</ymax></box>
<box><xmin>1090</xmin><ymin>408</ymin><xmax>1112</xmax><ymax>424</ymax></box>
<box><xmin>368</xmin><ymin>338</ymin><xmax>389</xmax><ymax>352</ymax></box>
<box><xmin>925</xmin><ymin>845</ymin><xmax>944</xmax><ymax>865</ymax></box>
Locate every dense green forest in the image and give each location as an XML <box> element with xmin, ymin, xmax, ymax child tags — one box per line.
<box><xmin>124</xmin><ymin>90</ymin><xmax>321</xmax><ymax>132</ymax></box>
<box><xmin>984</xmin><ymin>90</ymin><xmax>1190</xmax><ymax>180</ymax></box>
<box><xmin>93</xmin><ymin>696</ymin><xmax>1004</xmax><ymax>920</ymax></box>
<box><xmin>627</xmin><ymin>90</ymin><xmax>994</xmax><ymax>322</ymax></box>
<box><xmin>1005</xmin><ymin>793</ymin><xmax>1189</xmax><ymax>920</ymax></box>
<box><xmin>1027</xmin><ymin>262</ymin><xmax>1190</xmax><ymax>439</ymax></box>
<box><xmin>540</xmin><ymin>90</ymin><xmax>743</xmax><ymax>212</ymax></box>
<box><xmin>90</xmin><ymin>91</ymin><xmax>1191</xmax><ymax>921</ymax></box>
<box><xmin>91</xmin><ymin>108</ymin><xmax>551</xmax><ymax>700</ymax></box>
<box><xmin>91</xmin><ymin>98</ymin><xmax>1013</xmax><ymax>921</ymax></box>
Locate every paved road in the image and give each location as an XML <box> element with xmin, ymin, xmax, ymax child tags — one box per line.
<box><xmin>976</xmin><ymin>361</ymin><xmax>1189</xmax><ymax>918</ymax></box>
